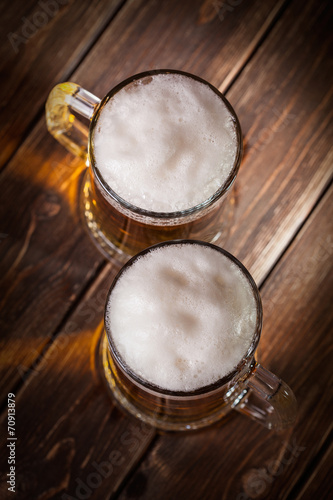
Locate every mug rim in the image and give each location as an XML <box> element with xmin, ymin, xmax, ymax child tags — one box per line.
<box><xmin>88</xmin><ymin>69</ymin><xmax>243</xmax><ymax>220</ymax></box>
<box><xmin>104</xmin><ymin>239</ymin><xmax>263</xmax><ymax>398</ymax></box>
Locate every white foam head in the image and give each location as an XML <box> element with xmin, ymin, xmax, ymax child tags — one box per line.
<box><xmin>93</xmin><ymin>73</ymin><xmax>238</xmax><ymax>212</ymax></box>
<box><xmin>106</xmin><ymin>242</ymin><xmax>258</xmax><ymax>392</ymax></box>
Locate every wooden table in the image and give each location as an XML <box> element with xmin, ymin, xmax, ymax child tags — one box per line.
<box><xmin>0</xmin><ymin>0</ymin><xmax>332</xmax><ymax>498</ymax></box>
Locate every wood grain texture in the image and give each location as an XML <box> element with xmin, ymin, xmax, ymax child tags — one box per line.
<box><xmin>294</xmin><ymin>440</ymin><xmax>333</xmax><ymax>500</ymax></box>
<box><xmin>0</xmin><ymin>0</ymin><xmax>286</xmax><ymax>406</ymax></box>
<box><xmin>116</xmin><ymin>185</ymin><xmax>333</xmax><ymax>500</ymax></box>
<box><xmin>67</xmin><ymin>0</ymin><xmax>287</xmax><ymax>100</ymax></box>
<box><xmin>0</xmin><ymin>0</ymin><xmax>124</xmax><ymax>168</ymax></box>
<box><xmin>0</xmin><ymin>146</ymin><xmax>102</xmax><ymax>406</ymax></box>
<box><xmin>223</xmin><ymin>0</ymin><xmax>333</xmax><ymax>283</ymax></box>
<box><xmin>0</xmin><ymin>264</ymin><xmax>156</xmax><ymax>500</ymax></box>
<box><xmin>0</xmin><ymin>0</ymin><xmax>332</xmax><ymax>498</ymax></box>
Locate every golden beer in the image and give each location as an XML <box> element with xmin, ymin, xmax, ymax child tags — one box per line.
<box><xmin>81</xmin><ymin>167</ymin><xmax>237</xmax><ymax>259</ymax></box>
<box><xmin>101</xmin><ymin>241</ymin><xmax>296</xmax><ymax>432</ymax></box>
<box><xmin>47</xmin><ymin>70</ymin><xmax>242</xmax><ymax>261</ymax></box>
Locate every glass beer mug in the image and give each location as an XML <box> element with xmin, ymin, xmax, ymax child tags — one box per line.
<box><xmin>46</xmin><ymin>70</ymin><xmax>242</xmax><ymax>261</ymax></box>
<box><xmin>101</xmin><ymin>240</ymin><xmax>297</xmax><ymax>431</ymax></box>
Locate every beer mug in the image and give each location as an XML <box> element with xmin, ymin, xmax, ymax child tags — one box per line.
<box><xmin>46</xmin><ymin>70</ymin><xmax>242</xmax><ymax>261</ymax></box>
<box><xmin>101</xmin><ymin>240</ymin><xmax>297</xmax><ymax>431</ymax></box>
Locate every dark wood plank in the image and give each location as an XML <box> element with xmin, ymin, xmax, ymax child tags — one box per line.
<box><xmin>0</xmin><ymin>0</ymin><xmax>124</xmax><ymax>168</ymax></box>
<box><xmin>0</xmin><ymin>0</ymin><xmax>286</xmax><ymax>406</ymax></box>
<box><xmin>294</xmin><ymin>441</ymin><xmax>333</xmax><ymax>500</ymax></box>
<box><xmin>0</xmin><ymin>145</ymin><xmax>102</xmax><ymax>406</ymax></box>
<box><xmin>0</xmin><ymin>1</ymin><xmax>297</xmax><ymax>497</ymax></box>
<box><xmin>0</xmin><ymin>264</ymin><xmax>156</xmax><ymax>500</ymax></box>
<box><xmin>1</xmin><ymin>1</ymin><xmax>331</xmax><ymax>496</ymax></box>
<box><xmin>67</xmin><ymin>0</ymin><xmax>286</xmax><ymax>101</ymax></box>
<box><xmin>115</xmin><ymin>183</ymin><xmax>333</xmax><ymax>500</ymax></box>
<box><xmin>223</xmin><ymin>0</ymin><xmax>333</xmax><ymax>283</ymax></box>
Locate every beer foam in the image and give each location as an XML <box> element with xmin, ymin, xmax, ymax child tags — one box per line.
<box><xmin>93</xmin><ymin>73</ymin><xmax>238</xmax><ymax>212</ymax></box>
<box><xmin>106</xmin><ymin>243</ymin><xmax>258</xmax><ymax>392</ymax></box>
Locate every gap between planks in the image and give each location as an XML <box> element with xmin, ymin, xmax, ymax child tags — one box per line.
<box><xmin>0</xmin><ymin>0</ymin><xmax>128</xmax><ymax>175</ymax></box>
<box><xmin>287</xmin><ymin>425</ymin><xmax>333</xmax><ymax>500</ymax></box>
<box><xmin>0</xmin><ymin>258</ymin><xmax>107</xmax><ymax>418</ymax></box>
<box><xmin>0</xmin><ymin>0</ymin><xmax>290</xmax><ymax>177</ymax></box>
<box><xmin>259</xmin><ymin>176</ymin><xmax>333</xmax><ymax>291</ymax></box>
<box><xmin>221</xmin><ymin>0</ymin><xmax>292</xmax><ymax>94</ymax></box>
<box><xmin>0</xmin><ymin>0</ymin><xmax>320</xmax><ymax>424</ymax></box>
<box><xmin>107</xmin><ymin>180</ymin><xmax>333</xmax><ymax>500</ymax></box>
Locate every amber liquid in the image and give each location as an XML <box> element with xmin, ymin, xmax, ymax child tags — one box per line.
<box><xmin>81</xmin><ymin>169</ymin><xmax>235</xmax><ymax>260</ymax></box>
<box><xmin>100</xmin><ymin>333</ymin><xmax>239</xmax><ymax>430</ymax></box>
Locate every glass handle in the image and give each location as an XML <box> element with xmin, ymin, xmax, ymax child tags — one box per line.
<box><xmin>45</xmin><ymin>82</ymin><xmax>101</xmax><ymax>161</ymax></box>
<box><xmin>234</xmin><ymin>364</ymin><xmax>297</xmax><ymax>430</ymax></box>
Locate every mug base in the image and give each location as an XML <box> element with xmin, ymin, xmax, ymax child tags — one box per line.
<box><xmin>78</xmin><ymin>170</ymin><xmax>236</xmax><ymax>263</ymax></box>
<box><xmin>98</xmin><ymin>331</ymin><xmax>233</xmax><ymax>432</ymax></box>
